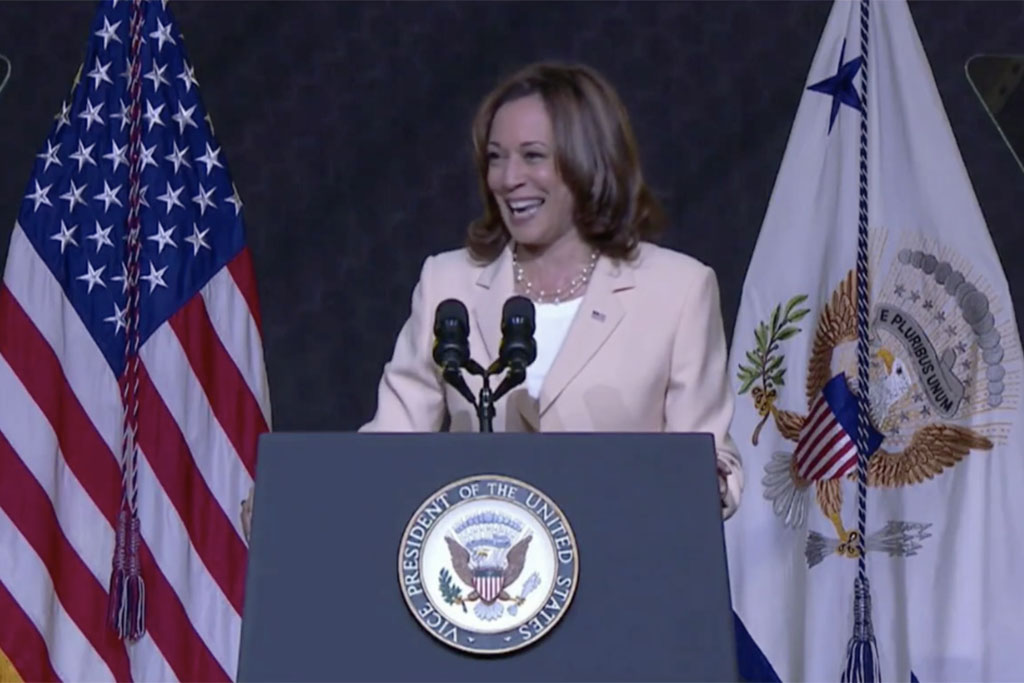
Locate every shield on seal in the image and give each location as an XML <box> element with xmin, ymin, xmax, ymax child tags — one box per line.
<box><xmin>474</xmin><ymin>568</ymin><xmax>503</xmax><ymax>603</ymax></box>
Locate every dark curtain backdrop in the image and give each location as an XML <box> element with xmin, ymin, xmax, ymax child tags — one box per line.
<box><xmin>1</xmin><ymin>1</ymin><xmax>1021</xmax><ymax>431</ymax></box>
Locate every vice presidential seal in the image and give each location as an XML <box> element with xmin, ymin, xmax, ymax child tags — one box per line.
<box><xmin>398</xmin><ymin>475</ymin><xmax>579</xmax><ymax>654</ymax></box>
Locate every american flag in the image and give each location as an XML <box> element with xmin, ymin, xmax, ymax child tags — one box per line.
<box><xmin>793</xmin><ymin>373</ymin><xmax>881</xmax><ymax>481</ymax></box>
<box><xmin>0</xmin><ymin>1</ymin><xmax>270</xmax><ymax>680</ymax></box>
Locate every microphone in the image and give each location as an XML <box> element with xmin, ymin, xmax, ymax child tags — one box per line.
<box><xmin>432</xmin><ymin>299</ymin><xmax>470</xmax><ymax>372</ymax></box>
<box><xmin>429</xmin><ymin>296</ymin><xmax>537</xmax><ymax>432</ymax></box>
<box><xmin>490</xmin><ymin>296</ymin><xmax>536</xmax><ymax>403</ymax></box>
<box><xmin>498</xmin><ymin>296</ymin><xmax>537</xmax><ymax>373</ymax></box>
<box><xmin>432</xmin><ymin>299</ymin><xmax>476</xmax><ymax>408</ymax></box>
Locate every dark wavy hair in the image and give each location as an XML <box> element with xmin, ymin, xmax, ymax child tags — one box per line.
<box><xmin>466</xmin><ymin>62</ymin><xmax>666</xmax><ymax>263</ymax></box>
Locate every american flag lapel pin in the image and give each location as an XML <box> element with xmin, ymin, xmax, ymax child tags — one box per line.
<box><xmin>591</xmin><ymin>310</ymin><xmax>606</xmax><ymax>322</ymax></box>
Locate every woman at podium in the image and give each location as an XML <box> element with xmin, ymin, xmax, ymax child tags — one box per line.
<box><xmin>359</xmin><ymin>62</ymin><xmax>743</xmax><ymax>519</ymax></box>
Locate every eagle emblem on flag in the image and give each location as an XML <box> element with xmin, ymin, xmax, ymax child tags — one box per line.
<box><xmin>737</xmin><ymin>248</ymin><xmax>1004</xmax><ymax>567</ymax></box>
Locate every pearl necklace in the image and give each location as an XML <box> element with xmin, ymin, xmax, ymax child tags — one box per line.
<box><xmin>512</xmin><ymin>249</ymin><xmax>599</xmax><ymax>304</ymax></box>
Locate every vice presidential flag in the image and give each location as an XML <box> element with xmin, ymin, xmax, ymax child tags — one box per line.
<box><xmin>725</xmin><ymin>0</ymin><xmax>1024</xmax><ymax>680</ymax></box>
<box><xmin>0</xmin><ymin>1</ymin><xmax>271</xmax><ymax>680</ymax></box>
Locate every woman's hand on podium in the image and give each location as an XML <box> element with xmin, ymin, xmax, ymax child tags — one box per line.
<box><xmin>717</xmin><ymin>460</ymin><xmax>732</xmax><ymax>510</ymax></box>
<box><xmin>241</xmin><ymin>486</ymin><xmax>254</xmax><ymax>543</ymax></box>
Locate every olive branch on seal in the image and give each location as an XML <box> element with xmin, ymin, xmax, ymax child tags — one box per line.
<box><xmin>736</xmin><ymin>294</ymin><xmax>810</xmax><ymax>445</ymax></box>
<box><xmin>438</xmin><ymin>568</ymin><xmax>467</xmax><ymax>612</ymax></box>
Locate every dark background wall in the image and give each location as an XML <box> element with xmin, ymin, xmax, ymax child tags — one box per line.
<box><xmin>0</xmin><ymin>1</ymin><xmax>1021</xmax><ymax>431</ymax></box>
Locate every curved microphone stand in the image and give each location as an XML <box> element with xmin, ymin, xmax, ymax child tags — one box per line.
<box><xmin>0</xmin><ymin>55</ymin><xmax>11</xmax><ymax>98</ymax></box>
<box><xmin>442</xmin><ymin>358</ymin><xmax>527</xmax><ymax>434</ymax></box>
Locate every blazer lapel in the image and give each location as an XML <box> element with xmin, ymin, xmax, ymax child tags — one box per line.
<box><xmin>472</xmin><ymin>245</ymin><xmax>514</xmax><ymax>366</ymax></box>
<box><xmin>539</xmin><ymin>255</ymin><xmax>634</xmax><ymax>417</ymax></box>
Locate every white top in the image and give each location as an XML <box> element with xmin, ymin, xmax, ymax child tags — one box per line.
<box><xmin>524</xmin><ymin>298</ymin><xmax>583</xmax><ymax>399</ymax></box>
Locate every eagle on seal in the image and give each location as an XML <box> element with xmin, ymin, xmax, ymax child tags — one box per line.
<box><xmin>444</xmin><ymin>533</ymin><xmax>531</xmax><ymax>620</ymax></box>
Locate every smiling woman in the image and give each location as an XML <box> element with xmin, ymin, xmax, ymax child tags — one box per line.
<box><xmin>359</xmin><ymin>61</ymin><xmax>745</xmax><ymax>519</ymax></box>
<box><xmin>466</xmin><ymin>64</ymin><xmax>665</xmax><ymax>273</ymax></box>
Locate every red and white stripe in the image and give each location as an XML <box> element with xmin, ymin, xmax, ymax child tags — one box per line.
<box><xmin>0</xmin><ymin>224</ymin><xmax>270</xmax><ymax>681</ymax></box>
<box><xmin>475</xmin><ymin>575</ymin><xmax>503</xmax><ymax>603</ymax></box>
<box><xmin>793</xmin><ymin>390</ymin><xmax>857</xmax><ymax>481</ymax></box>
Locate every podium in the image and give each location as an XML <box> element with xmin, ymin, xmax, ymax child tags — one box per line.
<box><xmin>238</xmin><ymin>432</ymin><xmax>738</xmax><ymax>682</ymax></box>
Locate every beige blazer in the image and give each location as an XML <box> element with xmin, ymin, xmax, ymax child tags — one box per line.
<box><xmin>360</xmin><ymin>242</ymin><xmax>744</xmax><ymax>517</ymax></box>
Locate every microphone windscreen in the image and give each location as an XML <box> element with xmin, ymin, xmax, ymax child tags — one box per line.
<box><xmin>501</xmin><ymin>295</ymin><xmax>535</xmax><ymax>332</ymax></box>
<box><xmin>433</xmin><ymin>299</ymin><xmax>470</xmax><ymax>369</ymax></box>
<box><xmin>435</xmin><ymin>298</ymin><xmax>469</xmax><ymax>331</ymax></box>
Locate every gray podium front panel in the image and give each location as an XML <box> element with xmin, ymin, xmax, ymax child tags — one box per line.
<box><xmin>238</xmin><ymin>432</ymin><xmax>737</xmax><ymax>682</ymax></box>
